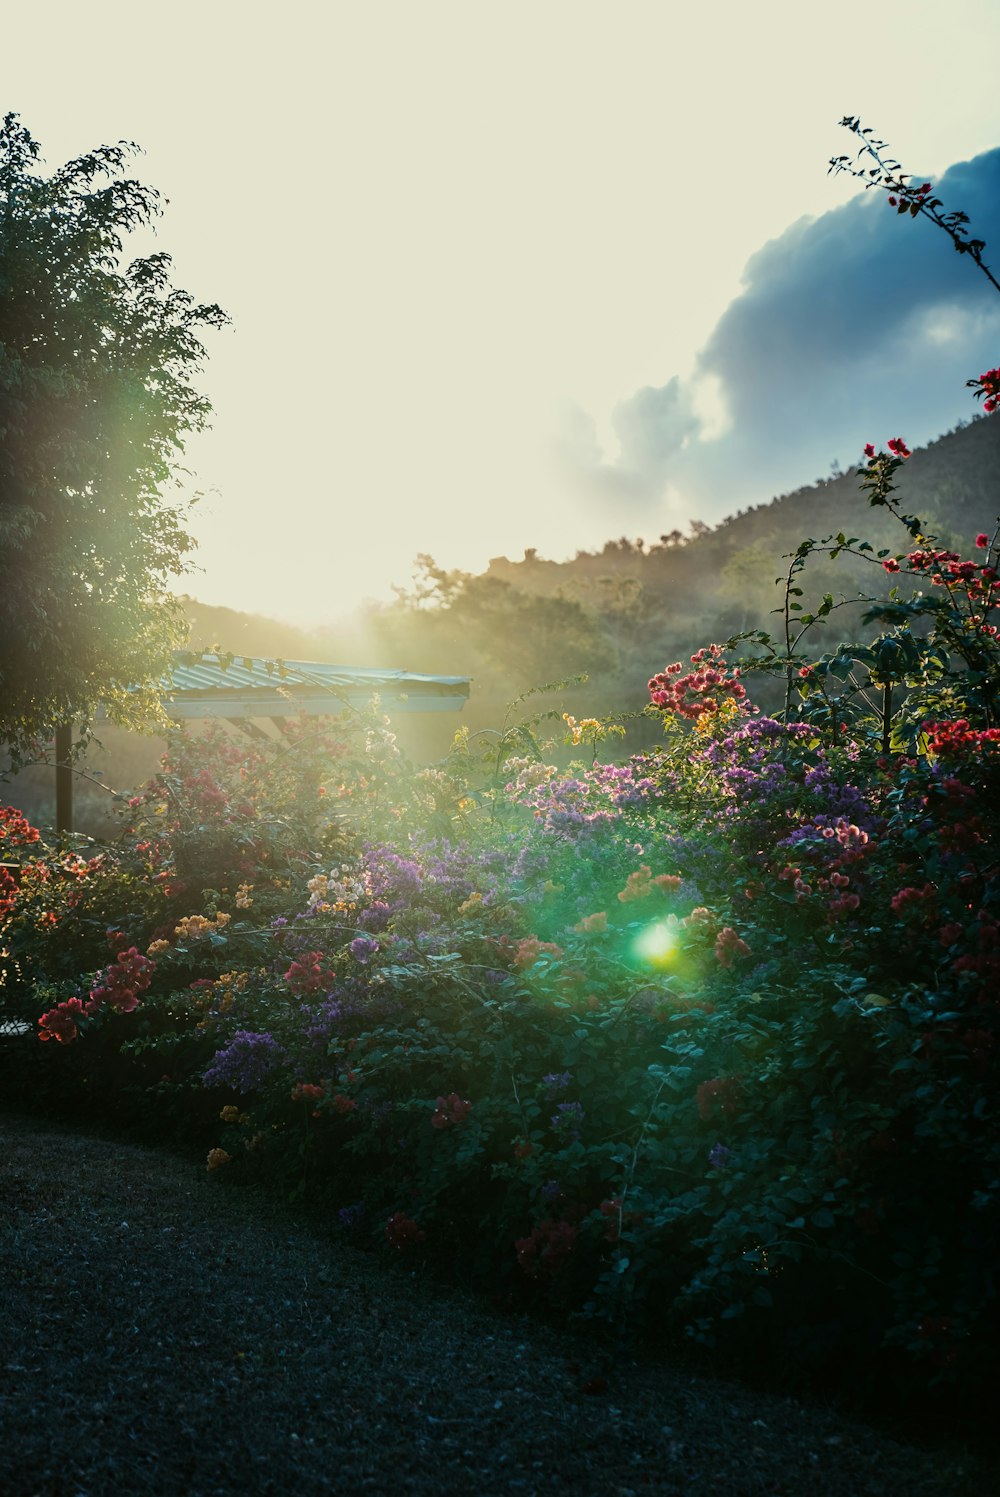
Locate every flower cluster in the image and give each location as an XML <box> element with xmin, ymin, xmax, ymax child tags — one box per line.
<box><xmin>88</xmin><ymin>947</ymin><xmax>156</xmax><ymax>1015</ymax></box>
<box><xmin>37</xmin><ymin>995</ymin><xmax>89</xmax><ymax>1045</ymax></box>
<box><xmin>925</xmin><ymin>720</ymin><xmax>1000</xmax><ymax>757</ymax></box>
<box><xmin>714</xmin><ymin>926</ymin><xmax>751</xmax><ymax>968</ymax></box>
<box><xmin>430</xmin><ymin>1092</ymin><xmax>473</xmax><ymax>1129</ymax></box>
<box><xmin>290</xmin><ymin>1081</ymin><xmax>325</xmax><ymax>1103</ymax></box>
<box><xmin>903</xmin><ymin>545</ymin><xmax>999</xmax><ymax>604</ymax></box>
<box><xmin>562</xmin><ymin>713</ymin><xmax>602</xmax><ymax>745</ymax></box>
<box><xmin>617</xmin><ymin>866</ymin><xmax>682</xmax><ymax>902</ymax></box>
<box><xmin>385</xmin><ymin>1211</ymin><xmax>424</xmax><ymax>1251</ymax></box>
<box><xmin>969</xmin><ymin>365</ymin><xmax>1000</xmax><ymax>414</ymax></box>
<box><xmin>513</xmin><ymin>936</ymin><xmax>564</xmax><ymax>969</ymax></box>
<box><xmin>890</xmin><ymin>884</ymin><xmax>937</xmax><ymax>919</ymax></box>
<box><xmin>648</xmin><ymin>645</ymin><xmax>749</xmax><ymax>722</ymax></box>
<box><xmin>172</xmin><ymin>912</ymin><xmax>231</xmax><ymax>942</ymax></box>
<box><xmin>0</xmin><ymin>805</ymin><xmax>41</xmax><ymax>849</ymax></box>
<box><xmin>284</xmin><ymin>951</ymin><xmax>335</xmax><ymax>995</ymax></box>
<box><xmin>514</xmin><ymin>1218</ymin><xmax>577</xmax><ymax>1278</ymax></box>
<box><xmin>203</xmin><ymin>1030</ymin><xmax>287</xmax><ymax>1094</ymax></box>
<box><xmin>885</xmin><ymin>180</ymin><xmax>933</xmax><ymax>212</ymax></box>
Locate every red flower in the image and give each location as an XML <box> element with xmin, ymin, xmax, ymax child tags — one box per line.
<box><xmin>385</xmin><ymin>1211</ymin><xmax>425</xmax><ymax>1251</ymax></box>
<box><xmin>976</xmin><ymin>533</ymin><xmax>990</xmax><ymax>549</ymax></box>
<box><xmin>290</xmin><ymin>1082</ymin><xmax>325</xmax><ymax>1102</ymax></box>
<box><xmin>284</xmin><ymin>951</ymin><xmax>334</xmax><ymax>994</ymax></box>
<box><xmin>38</xmin><ymin>996</ymin><xmax>88</xmax><ymax>1045</ymax></box>
<box><xmin>514</xmin><ymin>1218</ymin><xmax>577</xmax><ymax>1278</ymax></box>
<box><xmin>430</xmin><ymin>1093</ymin><xmax>473</xmax><ymax>1129</ymax></box>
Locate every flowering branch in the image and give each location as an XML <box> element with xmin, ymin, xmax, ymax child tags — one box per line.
<box><xmin>829</xmin><ymin>116</ymin><xmax>1000</xmax><ymax>298</ymax></box>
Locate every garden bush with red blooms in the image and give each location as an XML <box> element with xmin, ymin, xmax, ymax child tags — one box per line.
<box><xmin>2</xmin><ymin>119</ymin><xmax>1000</xmax><ymax>1425</ymax></box>
<box><xmin>3</xmin><ymin>573</ymin><xmax>997</xmax><ymax>1419</ymax></box>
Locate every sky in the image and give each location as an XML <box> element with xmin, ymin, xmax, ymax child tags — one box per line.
<box><xmin>3</xmin><ymin>1</ymin><xmax>1000</xmax><ymax>627</ymax></box>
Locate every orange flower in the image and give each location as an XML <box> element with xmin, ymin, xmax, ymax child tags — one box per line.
<box><xmin>573</xmin><ymin>911</ymin><xmax>607</xmax><ymax>934</ymax></box>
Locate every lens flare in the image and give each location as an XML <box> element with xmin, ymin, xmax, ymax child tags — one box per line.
<box><xmin>632</xmin><ymin>920</ymin><xmax>678</xmax><ymax>969</ymax></box>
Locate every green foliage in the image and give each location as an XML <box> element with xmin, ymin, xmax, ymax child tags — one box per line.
<box><xmin>0</xmin><ymin>114</ymin><xmax>228</xmax><ymax>763</ymax></box>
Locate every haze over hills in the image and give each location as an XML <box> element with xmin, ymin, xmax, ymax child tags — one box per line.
<box><xmin>184</xmin><ymin>410</ymin><xmax>1000</xmax><ymax>722</ymax></box>
<box><xmin>6</xmin><ymin>410</ymin><xmax>998</xmax><ymax>839</ymax></box>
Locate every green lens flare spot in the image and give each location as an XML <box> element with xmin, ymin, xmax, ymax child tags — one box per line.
<box><xmin>632</xmin><ymin>920</ymin><xmax>678</xmax><ymax>969</ymax></box>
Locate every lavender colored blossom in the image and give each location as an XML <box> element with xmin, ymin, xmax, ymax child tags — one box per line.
<box><xmin>358</xmin><ymin>900</ymin><xmax>392</xmax><ymax>932</ymax></box>
<box><xmin>350</xmin><ymin>935</ymin><xmax>379</xmax><ymax>964</ymax></box>
<box><xmin>543</xmin><ymin>1071</ymin><xmax>572</xmax><ymax>1095</ymax></box>
<box><xmin>551</xmin><ymin>1101</ymin><xmax>585</xmax><ymax>1134</ymax></box>
<box><xmin>708</xmin><ymin>1143</ymin><xmax>733</xmax><ymax>1169</ymax></box>
<box><xmin>203</xmin><ymin>1030</ymin><xmax>287</xmax><ymax>1094</ymax></box>
<box><xmin>338</xmin><ymin>1203</ymin><xmax>366</xmax><ymax>1230</ymax></box>
<box><xmin>303</xmin><ymin>998</ymin><xmax>344</xmax><ymax>1050</ymax></box>
<box><xmin>540</xmin><ymin>1179</ymin><xmax>562</xmax><ymax>1202</ymax></box>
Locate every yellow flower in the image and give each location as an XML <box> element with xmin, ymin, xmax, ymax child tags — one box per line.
<box><xmin>206</xmin><ymin>1148</ymin><xmax>231</xmax><ymax>1171</ymax></box>
<box><xmin>219</xmin><ymin>1105</ymin><xmax>241</xmax><ymax>1124</ymax></box>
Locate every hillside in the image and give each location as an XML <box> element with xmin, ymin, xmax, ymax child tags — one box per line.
<box><xmin>5</xmin><ymin>414</ymin><xmax>998</xmax><ymax>837</ymax></box>
<box><xmin>351</xmin><ymin>413</ymin><xmax>1000</xmax><ymax>725</ymax></box>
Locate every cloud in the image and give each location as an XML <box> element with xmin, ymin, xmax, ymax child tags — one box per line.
<box><xmin>560</xmin><ymin>146</ymin><xmax>1000</xmax><ymax>523</ymax></box>
<box><xmin>556</xmin><ymin>377</ymin><xmax>698</xmax><ymax>507</ymax></box>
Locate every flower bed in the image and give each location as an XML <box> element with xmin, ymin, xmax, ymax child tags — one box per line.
<box><xmin>3</xmin><ymin>523</ymin><xmax>998</xmax><ymax>1421</ymax></box>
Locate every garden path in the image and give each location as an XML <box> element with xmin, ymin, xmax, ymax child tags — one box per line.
<box><xmin>0</xmin><ymin>1112</ymin><xmax>986</xmax><ymax>1496</ymax></box>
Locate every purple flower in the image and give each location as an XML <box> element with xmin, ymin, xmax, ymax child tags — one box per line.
<box><xmin>708</xmin><ymin>1143</ymin><xmax>732</xmax><ymax>1169</ymax></box>
<box><xmin>338</xmin><ymin>1203</ymin><xmax>366</xmax><ymax>1230</ymax></box>
<box><xmin>202</xmin><ymin>1031</ymin><xmax>287</xmax><ymax>1094</ymax></box>
<box><xmin>540</xmin><ymin>1179</ymin><xmax>562</xmax><ymax>1202</ymax></box>
<box><xmin>551</xmin><ymin>1101</ymin><xmax>585</xmax><ymax>1137</ymax></box>
<box><xmin>359</xmin><ymin>901</ymin><xmax>392</xmax><ymax>932</ymax></box>
<box><xmin>350</xmin><ymin>935</ymin><xmax>379</xmax><ymax>964</ymax></box>
<box><xmin>543</xmin><ymin>1071</ymin><xmax>572</xmax><ymax>1095</ymax></box>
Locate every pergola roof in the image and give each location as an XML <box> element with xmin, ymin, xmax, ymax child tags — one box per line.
<box><xmin>132</xmin><ymin>654</ymin><xmax>471</xmax><ymax>721</ymax></box>
<box><xmin>58</xmin><ymin>656</ymin><xmax>470</xmax><ymax>834</ymax></box>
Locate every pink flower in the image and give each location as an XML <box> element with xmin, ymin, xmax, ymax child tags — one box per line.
<box><xmin>714</xmin><ymin>926</ymin><xmax>751</xmax><ymax>968</ymax></box>
<box><xmin>976</xmin><ymin>533</ymin><xmax>990</xmax><ymax>549</ymax></box>
<box><xmin>431</xmin><ymin>1093</ymin><xmax>473</xmax><ymax>1129</ymax></box>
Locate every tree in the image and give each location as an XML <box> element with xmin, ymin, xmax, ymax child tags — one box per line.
<box><xmin>0</xmin><ymin>114</ymin><xmax>227</xmax><ymax>764</ymax></box>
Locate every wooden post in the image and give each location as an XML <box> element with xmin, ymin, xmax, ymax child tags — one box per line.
<box><xmin>55</xmin><ymin>722</ymin><xmax>73</xmax><ymax>839</ymax></box>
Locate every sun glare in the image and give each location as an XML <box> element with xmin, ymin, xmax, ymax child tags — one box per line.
<box><xmin>632</xmin><ymin>920</ymin><xmax>679</xmax><ymax>969</ymax></box>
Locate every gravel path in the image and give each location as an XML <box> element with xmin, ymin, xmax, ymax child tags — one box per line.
<box><xmin>0</xmin><ymin>1112</ymin><xmax>990</xmax><ymax>1496</ymax></box>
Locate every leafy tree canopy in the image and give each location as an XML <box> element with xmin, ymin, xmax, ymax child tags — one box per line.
<box><xmin>0</xmin><ymin>114</ymin><xmax>227</xmax><ymax>764</ymax></box>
